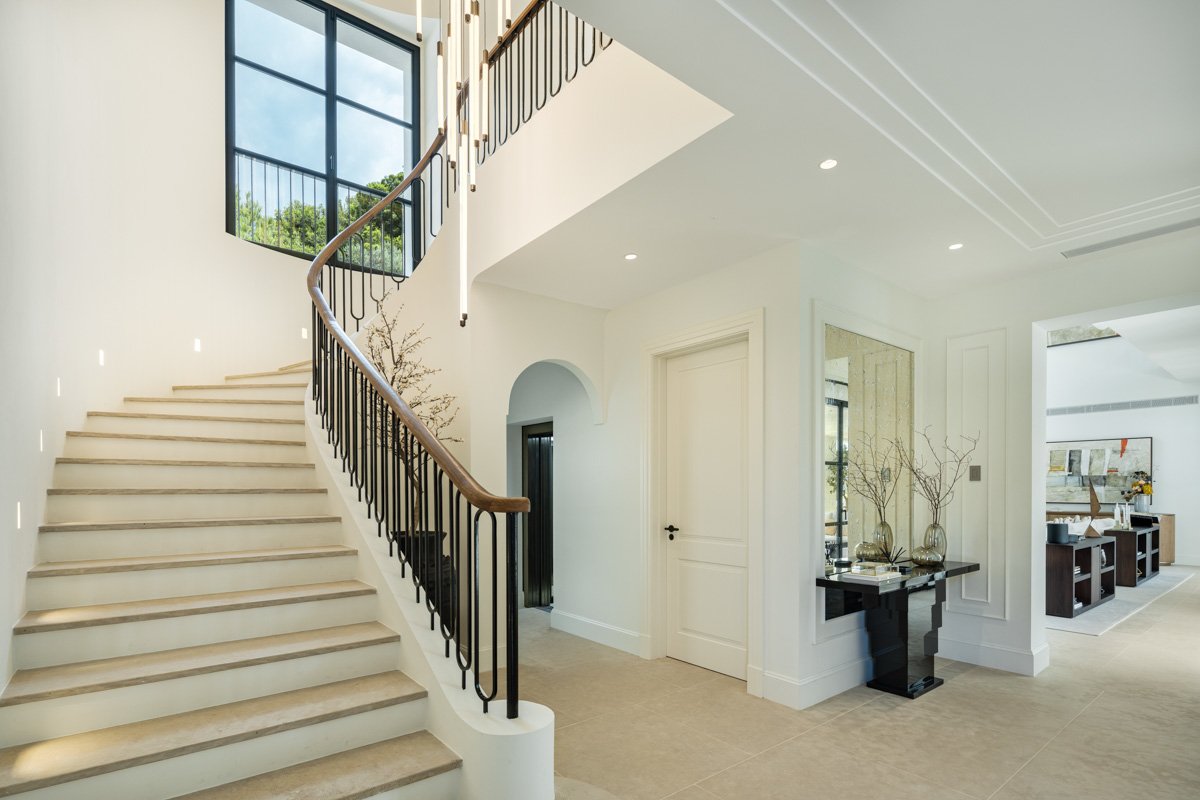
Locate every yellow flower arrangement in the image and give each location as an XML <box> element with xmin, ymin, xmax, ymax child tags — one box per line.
<box><xmin>1125</xmin><ymin>471</ymin><xmax>1152</xmax><ymax>498</ymax></box>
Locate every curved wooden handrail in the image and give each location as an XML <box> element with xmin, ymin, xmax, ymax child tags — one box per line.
<box><xmin>307</xmin><ymin>128</ymin><xmax>528</xmax><ymax>514</ymax></box>
<box><xmin>308</xmin><ymin>0</ymin><xmax>569</xmax><ymax>516</ymax></box>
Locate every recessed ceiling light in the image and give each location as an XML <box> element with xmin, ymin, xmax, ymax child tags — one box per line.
<box><xmin>624</xmin><ymin>253</ymin><xmax>638</xmax><ymax>261</ymax></box>
<box><xmin>948</xmin><ymin>242</ymin><xmax>964</xmax><ymax>251</ymax></box>
<box><xmin>819</xmin><ymin>159</ymin><xmax>838</xmax><ymax>170</ymax></box>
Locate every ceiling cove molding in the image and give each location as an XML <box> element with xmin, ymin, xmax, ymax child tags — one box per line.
<box><xmin>716</xmin><ymin>0</ymin><xmax>1200</xmax><ymax>251</ymax></box>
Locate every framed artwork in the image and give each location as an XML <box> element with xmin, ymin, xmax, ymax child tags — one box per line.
<box><xmin>1046</xmin><ymin>437</ymin><xmax>1152</xmax><ymax>505</ymax></box>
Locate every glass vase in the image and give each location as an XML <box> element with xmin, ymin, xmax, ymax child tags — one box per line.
<box><xmin>872</xmin><ymin>519</ymin><xmax>894</xmax><ymax>554</ymax></box>
<box><xmin>1134</xmin><ymin>494</ymin><xmax>1150</xmax><ymax>513</ymax></box>
<box><xmin>924</xmin><ymin>523</ymin><xmax>947</xmax><ymax>562</ymax></box>
<box><xmin>854</xmin><ymin>539</ymin><xmax>883</xmax><ymax>562</ymax></box>
<box><xmin>911</xmin><ymin>545</ymin><xmax>939</xmax><ymax>566</ymax></box>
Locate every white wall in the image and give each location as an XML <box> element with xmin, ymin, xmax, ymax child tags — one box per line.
<box><xmin>0</xmin><ymin>0</ymin><xmax>325</xmax><ymax>681</ymax></box>
<box><xmin>1045</xmin><ymin>336</ymin><xmax>1199</xmax><ymax>564</ymax></box>
<box><xmin>923</xmin><ymin>228</ymin><xmax>1200</xmax><ymax>678</ymax></box>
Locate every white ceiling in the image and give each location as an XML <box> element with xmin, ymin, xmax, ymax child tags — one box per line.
<box><xmin>469</xmin><ymin>0</ymin><xmax>1200</xmax><ymax>307</ymax></box>
<box><xmin>1105</xmin><ymin>306</ymin><xmax>1200</xmax><ymax>384</ymax></box>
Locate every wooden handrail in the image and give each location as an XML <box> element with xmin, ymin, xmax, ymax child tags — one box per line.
<box><xmin>487</xmin><ymin>0</ymin><xmax>545</xmax><ymax>63</ymax></box>
<box><xmin>307</xmin><ymin>0</ymin><xmax>572</xmax><ymax>516</ymax></box>
<box><xmin>307</xmin><ymin>129</ymin><xmax>529</xmax><ymax>514</ymax></box>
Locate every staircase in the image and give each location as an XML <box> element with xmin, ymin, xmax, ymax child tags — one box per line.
<box><xmin>0</xmin><ymin>362</ymin><xmax>461</xmax><ymax>799</ymax></box>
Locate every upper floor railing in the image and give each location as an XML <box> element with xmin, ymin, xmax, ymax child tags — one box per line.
<box><xmin>307</xmin><ymin>0</ymin><xmax>610</xmax><ymax>718</ymax></box>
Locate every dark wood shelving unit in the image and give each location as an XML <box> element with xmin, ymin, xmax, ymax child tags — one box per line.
<box><xmin>1110</xmin><ymin>526</ymin><xmax>1160</xmax><ymax>587</ymax></box>
<box><xmin>1046</xmin><ymin>536</ymin><xmax>1116</xmax><ymax>618</ymax></box>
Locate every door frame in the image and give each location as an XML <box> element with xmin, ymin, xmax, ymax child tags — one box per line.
<box><xmin>521</xmin><ymin>422</ymin><xmax>555</xmax><ymax>607</ymax></box>
<box><xmin>643</xmin><ymin>310</ymin><xmax>765</xmax><ymax>696</ymax></box>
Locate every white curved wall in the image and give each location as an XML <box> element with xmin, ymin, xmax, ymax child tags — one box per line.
<box><xmin>0</xmin><ymin>0</ymin><xmax>326</xmax><ymax>681</ymax></box>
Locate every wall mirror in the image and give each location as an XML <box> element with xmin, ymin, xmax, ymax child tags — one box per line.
<box><xmin>823</xmin><ymin>325</ymin><xmax>914</xmax><ymax>586</ymax></box>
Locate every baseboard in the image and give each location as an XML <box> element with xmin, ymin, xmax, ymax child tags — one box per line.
<box><xmin>761</xmin><ymin>658</ymin><xmax>871</xmax><ymax>710</ymax></box>
<box><xmin>549</xmin><ymin>609</ymin><xmax>646</xmax><ymax>657</ymax></box>
<box><xmin>938</xmin><ymin>636</ymin><xmax>1049</xmax><ymax>676</ymax></box>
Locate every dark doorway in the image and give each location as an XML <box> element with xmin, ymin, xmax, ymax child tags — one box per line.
<box><xmin>522</xmin><ymin>423</ymin><xmax>554</xmax><ymax>608</ymax></box>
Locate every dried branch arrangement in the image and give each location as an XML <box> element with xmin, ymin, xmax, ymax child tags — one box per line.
<box><xmin>365</xmin><ymin>302</ymin><xmax>461</xmax><ymax>446</ymax></box>
<box><xmin>844</xmin><ymin>433</ymin><xmax>902</xmax><ymax>525</ymax></box>
<box><xmin>897</xmin><ymin>427</ymin><xmax>980</xmax><ymax>526</ymax></box>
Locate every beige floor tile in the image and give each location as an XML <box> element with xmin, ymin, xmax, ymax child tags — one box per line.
<box><xmin>698</xmin><ymin>732</ymin><xmax>973</xmax><ymax>800</ymax></box>
<box><xmin>992</xmin><ymin>737</ymin><xmax>1200</xmax><ymax>800</ymax></box>
<box><xmin>663</xmin><ymin>785</ymin><xmax>720</xmax><ymax>799</ymax></box>
<box><xmin>554</xmin><ymin>705</ymin><xmax>750</xmax><ymax>800</ymax></box>
<box><xmin>640</xmin><ymin>674</ymin><xmax>824</xmax><ymax>755</ymax></box>
<box><xmin>556</xmin><ymin>776</ymin><xmax>626</xmax><ymax>800</ymax></box>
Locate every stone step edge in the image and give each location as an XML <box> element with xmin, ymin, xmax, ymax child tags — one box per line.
<box><xmin>56</xmin><ymin>458</ymin><xmax>315</xmax><ymax>469</ymax></box>
<box><xmin>0</xmin><ymin>672</ymin><xmax>424</xmax><ymax>797</ymax></box>
<box><xmin>172</xmin><ymin>732</ymin><xmax>459</xmax><ymax>800</ymax></box>
<box><xmin>39</xmin><ymin>515</ymin><xmax>340</xmax><ymax>534</ymax></box>
<box><xmin>29</xmin><ymin>544</ymin><xmax>357</xmax><ymax>577</ymax></box>
<box><xmin>88</xmin><ymin>411</ymin><xmax>304</xmax><ymax>425</ymax></box>
<box><xmin>125</xmin><ymin>397</ymin><xmax>303</xmax><ymax>406</ymax></box>
<box><xmin>14</xmin><ymin>580</ymin><xmax>375</xmax><ymax>634</ymax></box>
<box><xmin>0</xmin><ymin>622</ymin><xmax>401</xmax><ymax>707</ymax></box>
<box><xmin>46</xmin><ymin>488</ymin><xmax>326</xmax><ymax>496</ymax></box>
<box><xmin>67</xmin><ymin>431</ymin><xmax>306</xmax><ymax>446</ymax></box>
<box><xmin>173</xmin><ymin>384</ymin><xmax>308</xmax><ymax>390</ymax></box>
<box><xmin>225</xmin><ymin>366</ymin><xmax>310</xmax><ymax>381</ymax></box>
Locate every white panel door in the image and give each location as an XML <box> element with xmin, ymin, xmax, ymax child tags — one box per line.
<box><xmin>664</xmin><ymin>339</ymin><xmax>749</xmax><ymax>679</ymax></box>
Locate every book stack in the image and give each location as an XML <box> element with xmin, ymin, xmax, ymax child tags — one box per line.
<box><xmin>1072</xmin><ymin>599</ymin><xmax>1084</xmax><ymax>610</ymax></box>
<box><xmin>839</xmin><ymin>562</ymin><xmax>904</xmax><ymax>584</ymax></box>
<box><xmin>1073</xmin><ymin>565</ymin><xmax>1082</xmax><ymax>575</ymax></box>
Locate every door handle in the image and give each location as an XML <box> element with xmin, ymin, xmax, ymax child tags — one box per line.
<box><xmin>664</xmin><ymin>524</ymin><xmax>679</xmax><ymax>540</ymax></box>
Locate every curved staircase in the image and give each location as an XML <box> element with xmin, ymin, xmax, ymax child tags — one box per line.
<box><xmin>0</xmin><ymin>362</ymin><xmax>460</xmax><ymax>799</ymax></box>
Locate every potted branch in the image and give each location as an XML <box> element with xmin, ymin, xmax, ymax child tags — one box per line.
<box><xmin>898</xmin><ymin>428</ymin><xmax>979</xmax><ymax>566</ymax></box>
<box><xmin>844</xmin><ymin>434</ymin><xmax>904</xmax><ymax>564</ymax></box>
<box><xmin>365</xmin><ymin>303</ymin><xmax>461</xmax><ymax>611</ymax></box>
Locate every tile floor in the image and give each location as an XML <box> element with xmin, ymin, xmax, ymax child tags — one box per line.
<box><xmin>530</xmin><ymin>565</ymin><xmax>1200</xmax><ymax>800</ymax></box>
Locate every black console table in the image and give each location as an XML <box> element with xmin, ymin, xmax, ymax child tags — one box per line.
<box><xmin>816</xmin><ymin>561</ymin><xmax>980</xmax><ymax>699</ymax></box>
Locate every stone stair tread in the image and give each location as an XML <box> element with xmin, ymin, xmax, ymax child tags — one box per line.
<box><xmin>39</xmin><ymin>515</ymin><xmax>340</xmax><ymax>533</ymax></box>
<box><xmin>67</xmin><ymin>431</ymin><xmax>306</xmax><ymax>446</ymax></box>
<box><xmin>225</xmin><ymin>366</ymin><xmax>310</xmax><ymax>380</ymax></box>
<box><xmin>173</xmin><ymin>383</ymin><xmax>308</xmax><ymax>390</ymax></box>
<box><xmin>56</xmin><ymin>457</ymin><xmax>314</xmax><ymax>468</ymax></box>
<box><xmin>47</xmin><ymin>487</ymin><xmax>326</xmax><ymax>495</ymax></box>
<box><xmin>89</xmin><ymin>411</ymin><xmax>304</xmax><ymax>425</ymax></box>
<box><xmin>125</xmin><ymin>397</ymin><xmax>303</xmax><ymax>406</ymax></box>
<box><xmin>170</xmin><ymin>732</ymin><xmax>459</xmax><ymax>800</ymax></box>
<box><xmin>0</xmin><ymin>672</ymin><xmax>425</xmax><ymax>797</ymax></box>
<box><xmin>0</xmin><ymin>622</ymin><xmax>400</xmax><ymax>707</ymax></box>
<box><xmin>29</xmin><ymin>545</ymin><xmax>356</xmax><ymax>577</ymax></box>
<box><xmin>15</xmin><ymin>581</ymin><xmax>374</xmax><ymax>634</ymax></box>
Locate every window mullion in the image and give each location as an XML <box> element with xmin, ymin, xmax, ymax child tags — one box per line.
<box><xmin>325</xmin><ymin>8</ymin><xmax>338</xmax><ymax>246</ymax></box>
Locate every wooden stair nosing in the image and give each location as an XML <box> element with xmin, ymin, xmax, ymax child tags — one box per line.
<box><xmin>225</xmin><ymin>366</ymin><xmax>311</xmax><ymax>381</ymax></box>
<box><xmin>0</xmin><ymin>672</ymin><xmax>424</xmax><ymax>797</ymax></box>
<box><xmin>56</xmin><ymin>458</ymin><xmax>315</xmax><ymax>469</ymax></box>
<box><xmin>277</xmin><ymin>359</ymin><xmax>313</xmax><ymax>371</ymax></box>
<box><xmin>172</xmin><ymin>383</ymin><xmax>308</xmax><ymax>391</ymax></box>
<box><xmin>125</xmin><ymin>397</ymin><xmax>303</xmax><ymax>406</ymax></box>
<box><xmin>38</xmin><ymin>515</ymin><xmax>340</xmax><ymax>534</ymax></box>
<box><xmin>47</xmin><ymin>487</ymin><xmax>326</xmax><ymax>496</ymax></box>
<box><xmin>88</xmin><ymin>411</ymin><xmax>304</xmax><ymax>425</ymax></box>
<box><xmin>29</xmin><ymin>544</ymin><xmax>357</xmax><ymax>577</ymax></box>
<box><xmin>66</xmin><ymin>431</ymin><xmax>306</xmax><ymax>447</ymax></box>
<box><xmin>14</xmin><ymin>580</ymin><xmax>375</xmax><ymax>634</ymax></box>
<box><xmin>0</xmin><ymin>622</ymin><xmax>401</xmax><ymax>707</ymax></box>
<box><xmin>170</xmin><ymin>732</ymin><xmax>459</xmax><ymax>800</ymax></box>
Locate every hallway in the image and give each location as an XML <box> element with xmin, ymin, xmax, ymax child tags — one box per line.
<box><xmin>532</xmin><ymin>567</ymin><xmax>1200</xmax><ymax>800</ymax></box>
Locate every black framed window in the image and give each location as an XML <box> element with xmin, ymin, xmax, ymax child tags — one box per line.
<box><xmin>225</xmin><ymin>0</ymin><xmax>420</xmax><ymax>273</ymax></box>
